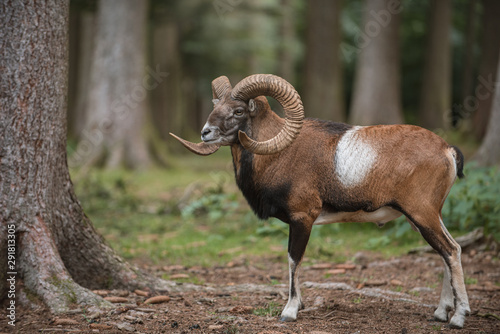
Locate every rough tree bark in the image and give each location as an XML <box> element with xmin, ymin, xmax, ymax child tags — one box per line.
<box><xmin>473</xmin><ymin>52</ymin><xmax>500</xmax><ymax>166</ymax></box>
<box><xmin>303</xmin><ymin>0</ymin><xmax>344</xmax><ymax>121</ymax></box>
<box><xmin>472</xmin><ymin>0</ymin><xmax>500</xmax><ymax>139</ymax></box>
<box><xmin>0</xmin><ymin>0</ymin><xmax>178</xmax><ymax>313</ymax></box>
<box><xmin>418</xmin><ymin>0</ymin><xmax>452</xmax><ymax>130</ymax></box>
<box><xmin>79</xmin><ymin>0</ymin><xmax>152</xmax><ymax>169</ymax></box>
<box><xmin>349</xmin><ymin>0</ymin><xmax>403</xmax><ymax>125</ymax></box>
<box><xmin>72</xmin><ymin>8</ymin><xmax>96</xmax><ymax>140</ymax></box>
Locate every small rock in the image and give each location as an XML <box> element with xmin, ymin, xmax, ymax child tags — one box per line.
<box><xmin>144</xmin><ymin>295</ymin><xmax>171</xmax><ymax>304</ymax></box>
<box><xmin>115</xmin><ymin>322</ymin><xmax>135</xmax><ymax>332</ymax></box>
<box><xmin>313</xmin><ymin>296</ymin><xmax>325</xmax><ymax>307</ymax></box>
<box><xmin>189</xmin><ymin>324</ymin><xmax>201</xmax><ymax>329</ymax></box>
<box><xmin>216</xmin><ymin>307</ymin><xmax>231</xmax><ymax>313</ymax></box>
<box><xmin>104</xmin><ymin>296</ymin><xmax>128</xmax><ymax>303</ymax></box>
<box><xmin>88</xmin><ymin>312</ymin><xmax>101</xmax><ymax>320</ymax></box>
<box><xmin>197</xmin><ymin>297</ymin><xmax>215</xmax><ymax>304</ymax></box>
<box><xmin>135</xmin><ymin>308</ymin><xmax>156</xmax><ymax>313</ymax></box>
<box><xmin>208</xmin><ymin>324</ymin><xmax>224</xmax><ymax>330</ymax></box>
<box><xmin>52</xmin><ymin>318</ymin><xmax>78</xmax><ymax>325</ymax></box>
<box><xmin>409</xmin><ymin>287</ymin><xmax>433</xmax><ymax>293</ymax></box>
<box><xmin>111</xmin><ymin>289</ymin><xmax>129</xmax><ymax>297</ymax></box>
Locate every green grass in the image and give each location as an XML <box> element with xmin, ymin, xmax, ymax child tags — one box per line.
<box><xmin>70</xmin><ymin>152</ymin><xmax>438</xmax><ymax>269</ymax></box>
<box><xmin>253</xmin><ymin>301</ymin><xmax>282</xmax><ymax>317</ymax></box>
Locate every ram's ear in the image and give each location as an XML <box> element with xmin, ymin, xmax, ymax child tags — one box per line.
<box><xmin>248</xmin><ymin>99</ymin><xmax>259</xmax><ymax>117</ymax></box>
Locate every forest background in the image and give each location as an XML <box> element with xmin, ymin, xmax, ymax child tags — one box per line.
<box><xmin>66</xmin><ymin>0</ymin><xmax>500</xmax><ymax>241</ymax></box>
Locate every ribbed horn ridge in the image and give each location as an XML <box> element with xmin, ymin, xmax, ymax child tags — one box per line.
<box><xmin>212</xmin><ymin>76</ymin><xmax>232</xmax><ymax>99</ymax></box>
<box><xmin>169</xmin><ymin>133</ymin><xmax>220</xmax><ymax>156</ymax></box>
<box><xmin>231</xmin><ymin>74</ymin><xmax>304</xmax><ymax>155</ymax></box>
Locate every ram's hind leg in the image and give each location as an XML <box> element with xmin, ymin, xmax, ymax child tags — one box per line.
<box><xmin>410</xmin><ymin>213</ymin><xmax>470</xmax><ymax>329</ymax></box>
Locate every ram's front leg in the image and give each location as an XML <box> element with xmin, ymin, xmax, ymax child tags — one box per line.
<box><xmin>280</xmin><ymin>215</ymin><xmax>313</xmax><ymax>322</ymax></box>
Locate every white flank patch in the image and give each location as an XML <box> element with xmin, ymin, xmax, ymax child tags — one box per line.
<box><xmin>335</xmin><ymin>127</ymin><xmax>377</xmax><ymax>187</ymax></box>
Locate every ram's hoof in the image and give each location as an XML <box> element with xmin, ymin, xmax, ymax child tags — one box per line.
<box><xmin>279</xmin><ymin>316</ymin><xmax>296</xmax><ymax>322</ymax></box>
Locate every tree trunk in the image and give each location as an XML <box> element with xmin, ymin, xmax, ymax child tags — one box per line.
<box><xmin>473</xmin><ymin>52</ymin><xmax>500</xmax><ymax>166</ymax></box>
<box><xmin>303</xmin><ymin>0</ymin><xmax>344</xmax><ymax>121</ymax></box>
<box><xmin>76</xmin><ymin>0</ymin><xmax>152</xmax><ymax>169</ymax></box>
<box><xmin>277</xmin><ymin>0</ymin><xmax>295</xmax><ymax>84</ymax></box>
<box><xmin>72</xmin><ymin>9</ymin><xmax>96</xmax><ymax>140</ymax></box>
<box><xmin>0</xmin><ymin>0</ymin><xmax>181</xmax><ymax>314</ymax></box>
<box><xmin>460</xmin><ymin>0</ymin><xmax>478</xmax><ymax>103</ymax></box>
<box><xmin>151</xmin><ymin>9</ymin><xmax>185</xmax><ymax>140</ymax></box>
<box><xmin>472</xmin><ymin>0</ymin><xmax>500</xmax><ymax>140</ymax></box>
<box><xmin>349</xmin><ymin>0</ymin><xmax>403</xmax><ymax>125</ymax></box>
<box><xmin>418</xmin><ymin>0</ymin><xmax>452</xmax><ymax>130</ymax></box>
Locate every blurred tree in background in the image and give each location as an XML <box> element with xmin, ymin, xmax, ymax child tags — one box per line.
<box><xmin>349</xmin><ymin>0</ymin><xmax>403</xmax><ymax>125</ymax></box>
<box><xmin>418</xmin><ymin>0</ymin><xmax>452</xmax><ymax>129</ymax></box>
<box><xmin>66</xmin><ymin>0</ymin><xmax>500</xmax><ymax>168</ymax></box>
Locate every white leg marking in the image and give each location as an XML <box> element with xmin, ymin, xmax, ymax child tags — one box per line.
<box><xmin>434</xmin><ymin>260</ymin><xmax>454</xmax><ymax>322</ymax></box>
<box><xmin>335</xmin><ymin>127</ymin><xmax>377</xmax><ymax>188</ymax></box>
<box><xmin>281</xmin><ymin>255</ymin><xmax>302</xmax><ymax>321</ymax></box>
<box><xmin>448</xmin><ymin>244</ymin><xmax>471</xmax><ymax>328</ymax></box>
<box><xmin>435</xmin><ymin>218</ymin><xmax>470</xmax><ymax>328</ymax></box>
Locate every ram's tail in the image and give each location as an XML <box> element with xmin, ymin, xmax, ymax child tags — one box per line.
<box><xmin>450</xmin><ymin>145</ymin><xmax>465</xmax><ymax>179</ymax></box>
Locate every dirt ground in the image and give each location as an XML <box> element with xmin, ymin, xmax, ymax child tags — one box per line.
<box><xmin>2</xmin><ymin>250</ymin><xmax>499</xmax><ymax>334</ymax></box>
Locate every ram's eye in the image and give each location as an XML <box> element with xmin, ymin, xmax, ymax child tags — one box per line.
<box><xmin>234</xmin><ymin>109</ymin><xmax>244</xmax><ymax>116</ymax></box>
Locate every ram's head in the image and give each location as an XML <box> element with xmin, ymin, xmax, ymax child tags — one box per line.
<box><xmin>170</xmin><ymin>74</ymin><xmax>304</xmax><ymax>155</ymax></box>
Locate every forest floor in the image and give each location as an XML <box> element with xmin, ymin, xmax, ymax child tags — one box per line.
<box><xmin>3</xmin><ymin>249</ymin><xmax>499</xmax><ymax>334</ymax></box>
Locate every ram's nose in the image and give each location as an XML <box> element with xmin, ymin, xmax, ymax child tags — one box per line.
<box><xmin>201</xmin><ymin>124</ymin><xmax>218</xmax><ymax>142</ymax></box>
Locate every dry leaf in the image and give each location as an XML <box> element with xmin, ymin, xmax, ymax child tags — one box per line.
<box><xmin>311</xmin><ymin>263</ymin><xmax>333</xmax><ymax>270</ymax></box>
<box><xmin>104</xmin><ymin>296</ymin><xmax>128</xmax><ymax>303</ymax></box>
<box><xmin>144</xmin><ymin>295</ymin><xmax>170</xmax><ymax>304</ymax></box>
<box><xmin>53</xmin><ymin>318</ymin><xmax>78</xmax><ymax>325</ymax></box>
<box><xmin>335</xmin><ymin>263</ymin><xmax>357</xmax><ymax>270</ymax></box>
<box><xmin>170</xmin><ymin>274</ymin><xmax>189</xmax><ymax>279</ymax></box>
<box><xmin>134</xmin><ymin>289</ymin><xmax>149</xmax><ymax>297</ymax></box>
<box><xmin>326</xmin><ymin>268</ymin><xmax>346</xmax><ymax>275</ymax></box>
<box><xmin>89</xmin><ymin>323</ymin><xmax>113</xmax><ymax>329</ymax></box>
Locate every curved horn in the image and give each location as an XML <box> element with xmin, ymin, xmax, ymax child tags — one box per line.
<box><xmin>169</xmin><ymin>133</ymin><xmax>220</xmax><ymax>156</ymax></box>
<box><xmin>212</xmin><ymin>76</ymin><xmax>232</xmax><ymax>99</ymax></box>
<box><xmin>231</xmin><ymin>74</ymin><xmax>304</xmax><ymax>155</ymax></box>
